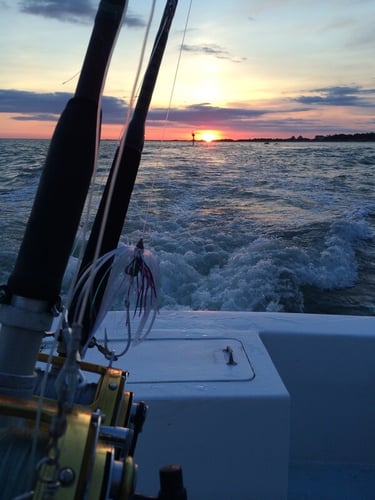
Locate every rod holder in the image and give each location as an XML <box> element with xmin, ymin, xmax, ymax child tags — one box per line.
<box><xmin>0</xmin><ymin>297</ymin><xmax>52</xmax><ymax>397</ymax></box>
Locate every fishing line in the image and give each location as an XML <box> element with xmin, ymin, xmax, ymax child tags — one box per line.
<box><xmin>74</xmin><ymin>0</ymin><xmax>157</xmax><ymax>327</ymax></box>
<box><xmin>163</xmin><ymin>0</ymin><xmax>192</xmax><ymax>124</ymax></box>
<box><xmin>62</xmin><ymin>70</ymin><xmax>81</xmax><ymax>85</ymax></box>
<box><xmin>26</xmin><ymin>331</ymin><xmax>59</xmax><ymax>491</ymax></box>
<box><xmin>141</xmin><ymin>0</ymin><xmax>193</xmax><ymax>238</ymax></box>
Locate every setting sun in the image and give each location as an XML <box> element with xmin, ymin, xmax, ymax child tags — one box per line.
<box><xmin>199</xmin><ymin>130</ymin><xmax>221</xmax><ymax>142</ymax></box>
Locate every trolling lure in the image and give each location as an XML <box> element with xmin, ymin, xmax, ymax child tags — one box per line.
<box><xmin>122</xmin><ymin>239</ymin><xmax>160</xmax><ymax>346</ymax></box>
<box><xmin>75</xmin><ymin>240</ymin><xmax>160</xmax><ymax>356</ymax></box>
<box><xmin>124</xmin><ymin>239</ymin><xmax>158</xmax><ymax>319</ymax></box>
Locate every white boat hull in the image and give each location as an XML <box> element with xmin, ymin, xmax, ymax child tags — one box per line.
<box><xmin>85</xmin><ymin>311</ymin><xmax>375</xmax><ymax>499</ymax></box>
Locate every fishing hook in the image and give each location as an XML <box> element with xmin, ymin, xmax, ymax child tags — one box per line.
<box><xmin>94</xmin><ymin>326</ymin><xmax>131</xmax><ymax>366</ymax></box>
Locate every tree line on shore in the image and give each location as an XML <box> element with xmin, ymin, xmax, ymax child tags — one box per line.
<box><xmin>217</xmin><ymin>132</ymin><xmax>375</xmax><ymax>143</ymax></box>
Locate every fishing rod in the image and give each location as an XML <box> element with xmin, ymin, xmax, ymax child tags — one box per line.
<box><xmin>0</xmin><ymin>2</ymin><xmax>189</xmax><ymax>498</ymax></box>
<box><xmin>7</xmin><ymin>0</ymin><xmax>127</xmax><ymax>306</ymax></box>
<box><xmin>0</xmin><ymin>0</ymin><xmax>126</xmax><ymax>388</ymax></box>
<box><xmin>69</xmin><ymin>0</ymin><xmax>178</xmax><ymax>348</ymax></box>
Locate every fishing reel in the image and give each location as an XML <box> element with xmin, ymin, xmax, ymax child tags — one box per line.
<box><xmin>0</xmin><ymin>354</ymin><xmax>186</xmax><ymax>500</ymax></box>
<box><xmin>0</xmin><ymin>355</ymin><xmax>138</xmax><ymax>499</ymax></box>
<box><xmin>34</xmin><ymin>354</ymin><xmax>140</xmax><ymax>499</ymax></box>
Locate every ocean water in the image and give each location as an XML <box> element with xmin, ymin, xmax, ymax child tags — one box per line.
<box><xmin>0</xmin><ymin>138</ymin><xmax>374</xmax><ymax>316</ymax></box>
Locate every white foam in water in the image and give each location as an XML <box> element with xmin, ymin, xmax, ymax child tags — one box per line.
<box><xmin>0</xmin><ymin>140</ymin><xmax>374</xmax><ymax>315</ymax></box>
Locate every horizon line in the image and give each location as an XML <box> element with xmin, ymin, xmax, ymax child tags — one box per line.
<box><xmin>1</xmin><ymin>132</ymin><xmax>375</xmax><ymax>142</ymax></box>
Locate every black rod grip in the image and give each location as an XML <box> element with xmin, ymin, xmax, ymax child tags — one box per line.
<box><xmin>7</xmin><ymin>0</ymin><xmax>126</xmax><ymax>302</ymax></box>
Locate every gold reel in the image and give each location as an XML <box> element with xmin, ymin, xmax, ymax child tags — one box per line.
<box><xmin>0</xmin><ymin>355</ymin><xmax>138</xmax><ymax>499</ymax></box>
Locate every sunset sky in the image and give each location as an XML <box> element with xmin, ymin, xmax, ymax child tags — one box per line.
<box><xmin>1</xmin><ymin>0</ymin><xmax>374</xmax><ymax>140</ymax></box>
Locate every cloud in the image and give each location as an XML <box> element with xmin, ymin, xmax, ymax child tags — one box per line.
<box><xmin>1</xmin><ymin>90</ymin><xmax>264</xmax><ymax>127</ymax></box>
<box><xmin>151</xmin><ymin>103</ymin><xmax>266</xmax><ymax>126</ymax></box>
<box><xmin>1</xmin><ymin>87</ymin><xmax>374</xmax><ymax>139</ymax></box>
<box><xmin>0</xmin><ymin>89</ymin><xmax>126</xmax><ymax>123</ymax></box>
<box><xmin>146</xmin><ymin>103</ymin><xmax>329</xmax><ymax>136</ymax></box>
<box><xmin>295</xmin><ymin>85</ymin><xmax>375</xmax><ymax>107</ymax></box>
<box><xmin>123</xmin><ymin>12</ymin><xmax>146</xmax><ymax>28</ymax></box>
<box><xmin>0</xmin><ymin>89</ymin><xmax>68</xmax><ymax>114</ymax></box>
<box><xmin>19</xmin><ymin>0</ymin><xmax>145</xmax><ymax>26</ymax></box>
<box><xmin>0</xmin><ymin>89</ymin><xmax>269</xmax><ymax>131</ymax></box>
<box><xmin>181</xmin><ymin>43</ymin><xmax>245</xmax><ymax>63</ymax></box>
<box><xmin>19</xmin><ymin>0</ymin><xmax>96</xmax><ymax>23</ymax></box>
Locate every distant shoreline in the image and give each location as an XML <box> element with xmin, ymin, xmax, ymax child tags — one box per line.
<box><xmin>164</xmin><ymin>132</ymin><xmax>375</xmax><ymax>143</ymax></box>
<box><xmin>206</xmin><ymin>132</ymin><xmax>375</xmax><ymax>143</ymax></box>
<box><xmin>1</xmin><ymin>132</ymin><xmax>375</xmax><ymax>142</ymax></box>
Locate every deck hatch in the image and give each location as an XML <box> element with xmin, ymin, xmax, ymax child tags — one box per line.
<box><xmin>104</xmin><ymin>337</ymin><xmax>255</xmax><ymax>383</ymax></box>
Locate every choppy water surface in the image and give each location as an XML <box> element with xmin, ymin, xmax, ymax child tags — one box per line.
<box><xmin>0</xmin><ymin>139</ymin><xmax>374</xmax><ymax>315</ymax></box>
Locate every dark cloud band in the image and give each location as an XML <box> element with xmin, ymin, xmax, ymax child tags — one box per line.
<box><xmin>19</xmin><ymin>0</ymin><xmax>145</xmax><ymax>26</ymax></box>
<box><xmin>1</xmin><ymin>85</ymin><xmax>374</xmax><ymax>137</ymax></box>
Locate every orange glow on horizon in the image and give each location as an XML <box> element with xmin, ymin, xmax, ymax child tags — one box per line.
<box><xmin>0</xmin><ymin>115</ymin><xmax>253</xmax><ymax>141</ymax></box>
<box><xmin>0</xmin><ymin>114</ymin><xmax>56</xmax><ymax>139</ymax></box>
<box><xmin>195</xmin><ymin>130</ymin><xmax>223</xmax><ymax>142</ymax></box>
<box><xmin>0</xmin><ymin>118</ymin><xmax>268</xmax><ymax>142</ymax></box>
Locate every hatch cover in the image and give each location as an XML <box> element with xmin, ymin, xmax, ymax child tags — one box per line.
<box><xmin>106</xmin><ymin>338</ymin><xmax>255</xmax><ymax>383</ymax></box>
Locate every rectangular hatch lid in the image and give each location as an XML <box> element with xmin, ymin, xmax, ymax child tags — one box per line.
<box><xmin>104</xmin><ymin>337</ymin><xmax>255</xmax><ymax>383</ymax></box>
